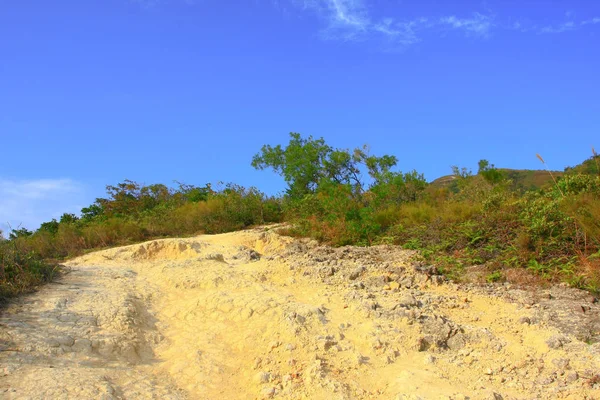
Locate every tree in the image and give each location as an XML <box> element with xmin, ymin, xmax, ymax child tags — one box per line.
<box><xmin>175</xmin><ymin>182</ymin><xmax>213</xmax><ymax>203</ymax></box>
<box><xmin>478</xmin><ymin>159</ymin><xmax>505</xmax><ymax>184</ymax></box>
<box><xmin>81</xmin><ymin>202</ymin><xmax>105</xmax><ymax>221</ymax></box>
<box><xmin>369</xmin><ymin>170</ymin><xmax>428</xmax><ymax>205</ymax></box>
<box><xmin>39</xmin><ymin>219</ymin><xmax>60</xmax><ymax>234</ymax></box>
<box><xmin>252</xmin><ymin>133</ymin><xmax>398</xmax><ymax>199</ymax></box>
<box><xmin>252</xmin><ymin>133</ymin><xmax>332</xmax><ymax>198</ymax></box>
<box><xmin>96</xmin><ymin>180</ymin><xmax>176</xmax><ymax>217</ymax></box>
<box><xmin>9</xmin><ymin>227</ymin><xmax>33</xmax><ymax>240</ymax></box>
<box><xmin>60</xmin><ymin>213</ymin><xmax>79</xmax><ymax>224</ymax></box>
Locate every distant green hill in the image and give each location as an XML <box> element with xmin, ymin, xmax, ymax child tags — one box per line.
<box><xmin>430</xmin><ymin>168</ymin><xmax>563</xmax><ymax>192</ymax></box>
<box><xmin>565</xmin><ymin>155</ymin><xmax>600</xmax><ymax>176</ymax></box>
<box><xmin>430</xmin><ymin>155</ymin><xmax>600</xmax><ymax>192</ymax></box>
<box><xmin>501</xmin><ymin>169</ymin><xmax>564</xmax><ymax>191</ymax></box>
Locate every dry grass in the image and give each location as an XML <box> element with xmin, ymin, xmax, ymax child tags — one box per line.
<box><xmin>537</xmin><ymin>153</ymin><xmax>564</xmax><ymax>197</ymax></box>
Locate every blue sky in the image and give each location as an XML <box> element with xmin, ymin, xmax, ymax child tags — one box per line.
<box><xmin>1</xmin><ymin>0</ymin><xmax>599</xmax><ymax>232</ymax></box>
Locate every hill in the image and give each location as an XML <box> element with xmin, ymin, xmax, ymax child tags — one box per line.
<box><xmin>430</xmin><ymin>168</ymin><xmax>563</xmax><ymax>192</ymax></box>
<box><xmin>565</xmin><ymin>154</ymin><xmax>600</xmax><ymax>176</ymax></box>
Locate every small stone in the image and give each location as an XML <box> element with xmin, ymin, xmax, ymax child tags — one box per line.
<box><xmin>261</xmin><ymin>387</ymin><xmax>276</xmax><ymax>399</ymax></box>
<box><xmin>431</xmin><ymin>275</ymin><xmax>444</xmax><ymax>285</ymax></box>
<box><xmin>518</xmin><ymin>316</ymin><xmax>531</xmax><ymax>325</ymax></box>
<box><xmin>578</xmin><ymin>304</ymin><xmax>592</xmax><ymax>313</ymax></box>
<box><xmin>566</xmin><ymin>371</ymin><xmax>579</xmax><ymax>383</ymax></box>
<box><xmin>205</xmin><ymin>253</ymin><xmax>225</xmax><ymax>262</ymax></box>
<box><xmin>356</xmin><ymin>354</ymin><xmax>369</xmax><ymax>366</ymax></box>
<box><xmin>372</xmin><ymin>338</ymin><xmax>384</xmax><ymax>350</ymax></box>
<box><xmin>552</xmin><ymin>358</ymin><xmax>570</xmax><ymax>370</ymax></box>
<box><xmin>269</xmin><ymin>341</ymin><xmax>281</xmax><ymax>350</ymax></box>
<box><xmin>255</xmin><ymin>371</ymin><xmax>271</xmax><ymax>384</ymax></box>
<box><xmin>399</xmin><ymin>277</ymin><xmax>413</xmax><ymax>289</ymax></box>
<box><xmin>546</xmin><ymin>335</ymin><xmax>570</xmax><ymax>349</ymax></box>
<box><xmin>316</xmin><ymin>335</ymin><xmax>337</xmax><ymax>351</ymax></box>
<box><xmin>349</xmin><ymin>266</ymin><xmax>365</xmax><ymax>280</ymax></box>
<box><xmin>319</xmin><ymin>266</ymin><xmax>335</xmax><ymax>277</ymax></box>
<box><xmin>397</xmin><ymin>294</ymin><xmax>418</xmax><ymax>308</ymax></box>
<box><xmin>72</xmin><ymin>339</ymin><xmax>92</xmax><ymax>353</ymax></box>
<box><xmin>424</xmin><ymin>354</ymin><xmax>436</xmax><ymax>364</ymax></box>
<box><xmin>416</xmin><ymin>337</ymin><xmax>430</xmax><ymax>352</ymax></box>
<box><xmin>56</xmin><ymin>336</ymin><xmax>75</xmax><ymax>346</ymax></box>
<box><xmin>485</xmin><ymin>368</ymin><xmax>493</xmax><ymax>375</ymax></box>
<box><xmin>488</xmin><ymin>393</ymin><xmax>503</xmax><ymax>400</ymax></box>
<box><xmin>389</xmin><ymin>282</ymin><xmax>400</xmax><ymax>290</ymax></box>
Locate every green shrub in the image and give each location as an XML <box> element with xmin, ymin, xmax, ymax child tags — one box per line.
<box><xmin>0</xmin><ymin>241</ymin><xmax>58</xmax><ymax>302</ymax></box>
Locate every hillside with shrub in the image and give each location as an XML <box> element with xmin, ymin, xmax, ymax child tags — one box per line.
<box><xmin>431</xmin><ymin>168</ymin><xmax>564</xmax><ymax>193</ymax></box>
<box><xmin>1</xmin><ymin>182</ymin><xmax>282</xmax><ymax>301</ymax></box>
<box><xmin>3</xmin><ymin>133</ymin><xmax>600</xmax><ymax>301</ymax></box>
<box><xmin>253</xmin><ymin>134</ymin><xmax>600</xmax><ymax>294</ymax></box>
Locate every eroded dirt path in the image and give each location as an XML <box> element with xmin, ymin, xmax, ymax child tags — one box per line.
<box><xmin>1</xmin><ymin>228</ymin><xmax>599</xmax><ymax>399</ymax></box>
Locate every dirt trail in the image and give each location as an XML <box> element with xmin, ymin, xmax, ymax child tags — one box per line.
<box><xmin>1</xmin><ymin>227</ymin><xmax>599</xmax><ymax>399</ymax></box>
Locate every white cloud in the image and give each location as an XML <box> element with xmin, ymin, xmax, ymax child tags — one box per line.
<box><xmin>297</xmin><ymin>0</ymin><xmax>496</xmax><ymax>47</ymax></box>
<box><xmin>134</xmin><ymin>1</ymin><xmax>600</xmax><ymax>48</ymax></box>
<box><xmin>372</xmin><ymin>17</ymin><xmax>430</xmax><ymax>46</ymax></box>
<box><xmin>440</xmin><ymin>12</ymin><xmax>494</xmax><ymax>36</ymax></box>
<box><xmin>328</xmin><ymin>0</ymin><xmax>369</xmax><ymax>29</ymax></box>
<box><xmin>537</xmin><ymin>15</ymin><xmax>599</xmax><ymax>33</ymax></box>
<box><xmin>287</xmin><ymin>1</ymin><xmax>600</xmax><ymax>47</ymax></box>
<box><xmin>581</xmin><ymin>17</ymin><xmax>600</xmax><ymax>26</ymax></box>
<box><xmin>298</xmin><ymin>0</ymin><xmax>370</xmax><ymax>40</ymax></box>
<box><xmin>0</xmin><ymin>178</ymin><xmax>87</xmax><ymax>236</ymax></box>
<box><xmin>539</xmin><ymin>20</ymin><xmax>576</xmax><ymax>34</ymax></box>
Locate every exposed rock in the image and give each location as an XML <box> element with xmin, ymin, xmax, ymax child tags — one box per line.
<box><xmin>349</xmin><ymin>266</ymin><xmax>366</xmax><ymax>280</ymax></box>
<box><xmin>552</xmin><ymin>358</ymin><xmax>570</xmax><ymax>370</ymax></box>
<box><xmin>255</xmin><ymin>371</ymin><xmax>272</xmax><ymax>384</ymax></box>
<box><xmin>205</xmin><ymin>253</ymin><xmax>225</xmax><ymax>262</ymax></box>
<box><xmin>518</xmin><ymin>316</ymin><xmax>531</xmax><ymax>325</ymax></box>
<box><xmin>546</xmin><ymin>335</ymin><xmax>571</xmax><ymax>349</ymax></box>
<box><xmin>419</xmin><ymin>314</ymin><xmax>464</xmax><ymax>349</ymax></box>
<box><xmin>566</xmin><ymin>371</ymin><xmax>579</xmax><ymax>383</ymax></box>
<box><xmin>316</xmin><ymin>335</ymin><xmax>337</xmax><ymax>351</ymax></box>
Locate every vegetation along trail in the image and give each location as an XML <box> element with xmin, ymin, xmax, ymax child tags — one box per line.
<box><xmin>1</xmin><ymin>227</ymin><xmax>599</xmax><ymax>399</ymax></box>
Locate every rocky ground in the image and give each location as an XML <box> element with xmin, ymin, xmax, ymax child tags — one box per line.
<box><xmin>1</xmin><ymin>227</ymin><xmax>599</xmax><ymax>399</ymax></box>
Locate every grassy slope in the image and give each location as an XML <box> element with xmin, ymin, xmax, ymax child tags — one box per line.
<box><xmin>430</xmin><ymin>168</ymin><xmax>564</xmax><ymax>192</ymax></box>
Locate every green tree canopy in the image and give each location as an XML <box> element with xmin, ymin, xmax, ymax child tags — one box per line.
<box><xmin>478</xmin><ymin>159</ymin><xmax>505</xmax><ymax>184</ymax></box>
<box><xmin>251</xmin><ymin>132</ymin><xmax>398</xmax><ymax>199</ymax></box>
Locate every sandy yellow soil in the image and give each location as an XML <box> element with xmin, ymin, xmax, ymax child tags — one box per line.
<box><xmin>1</xmin><ymin>227</ymin><xmax>599</xmax><ymax>399</ymax></box>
